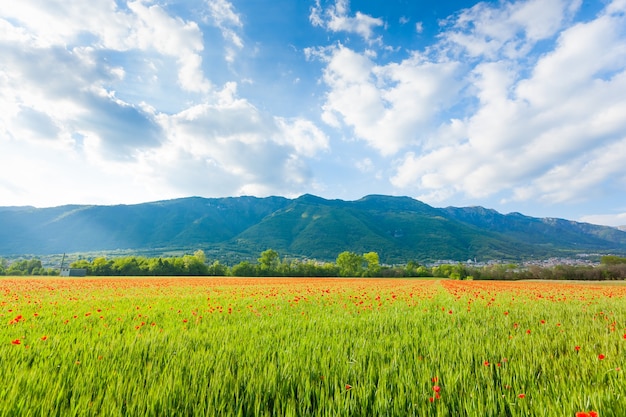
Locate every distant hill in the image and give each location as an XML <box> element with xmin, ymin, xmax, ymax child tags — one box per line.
<box><xmin>1</xmin><ymin>194</ymin><xmax>625</xmax><ymax>263</ymax></box>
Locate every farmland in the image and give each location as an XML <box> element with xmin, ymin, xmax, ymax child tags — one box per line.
<box><xmin>2</xmin><ymin>277</ymin><xmax>625</xmax><ymax>416</ymax></box>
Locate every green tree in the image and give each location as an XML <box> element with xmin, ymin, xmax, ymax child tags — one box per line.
<box><xmin>336</xmin><ymin>251</ymin><xmax>364</xmax><ymax>277</ymax></box>
<box><xmin>6</xmin><ymin>258</ymin><xmax>44</xmax><ymax>275</ymax></box>
<box><xmin>92</xmin><ymin>257</ymin><xmax>113</xmax><ymax>276</ymax></box>
<box><xmin>27</xmin><ymin>259</ymin><xmax>43</xmax><ymax>275</ymax></box>
<box><xmin>207</xmin><ymin>261</ymin><xmax>228</xmax><ymax>276</ymax></box>
<box><xmin>363</xmin><ymin>252</ymin><xmax>381</xmax><ymax>277</ymax></box>
<box><xmin>231</xmin><ymin>261</ymin><xmax>256</xmax><ymax>277</ymax></box>
<box><xmin>193</xmin><ymin>249</ymin><xmax>207</xmax><ymax>264</ymax></box>
<box><xmin>111</xmin><ymin>257</ymin><xmax>143</xmax><ymax>276</ymax></box>
<box><xmin>183</xmin><ymin>254</ymin><xmax>208</xmax><ymax>275</ymax></box>
<box><xmin>7</xmin><ymin>260</ymin><xmax>27</xmax><ymax>276</ymax></box>
<box><xmin>601</xmin><ymin>255</ymin><xmax>626</xmax><ymax>265</ymax></box>
<box><xmin>258</xmin><ymin>249</ymin><xmax>280</xmax><ymax>276</ymax></box>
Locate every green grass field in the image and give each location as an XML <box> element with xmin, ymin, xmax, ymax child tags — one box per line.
<box><xmin>1</xmin><ymin>277</ymin><xmax>624</xmax><ymax>416</ymax></box>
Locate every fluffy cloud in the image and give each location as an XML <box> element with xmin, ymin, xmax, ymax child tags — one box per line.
<box><xmin>138</xmin><ymin>83</ymin><xmax>328</xmax><ymax>197</ymax></box>
<box><xmin>439</xmin><ymin>0</ymin><xmax>580</xmax><ymax>59</ymax></box>
<box><xmin>313</xmin><ymin>45</ymin><xmax>462</xmax><ymax>155</ymax></box>
<box><xmin>2</xmin><ymin>0</ymin><xmax>210</xmax><ymax>93</ymax></box>
<box><xmin>580</xmin><ymin>212</ymin><xmax>626</xmax><ymax>228</ymax></box>
<box><xmin>0</xmin><ymin>0</ymin><xmax>328</xmax><ymax>206</ymax></box>
<box><xmin>310</xmin><ymin>0</ymin><xmax>384</xmax><ymax>42</ymax></box>
<box><xmin>311</xmin><ymin>0</ymin><xmax>626</xmax><ymax>208</ymax></box>
<box><xmin>205</xmin><ymin>0</ymin><xmax>244</xmax><ymax>63</ymax></box>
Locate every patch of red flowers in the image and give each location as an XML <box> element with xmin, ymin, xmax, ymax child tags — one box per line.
<box><xmin>576</xmin><ymin>411</ymin><xmax>598</xmax><ymax>417</ymax></box>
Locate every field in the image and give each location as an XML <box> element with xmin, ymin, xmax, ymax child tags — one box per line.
<box><xmin>1</xmin><ymin>277</ymin><xmax>625</xmax><ymax>416</ymax></box>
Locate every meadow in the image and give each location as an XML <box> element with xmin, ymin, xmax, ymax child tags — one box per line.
<box><xmin>1</xmin><ymin>277</ymin><xmax>624</xmax><ymax>416</ymax></box>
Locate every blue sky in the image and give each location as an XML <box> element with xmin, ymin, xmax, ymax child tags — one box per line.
<box><xmin>1</xmin><ymin>0</ymin><xmax>626</xmax><ymax>227</ymax></box>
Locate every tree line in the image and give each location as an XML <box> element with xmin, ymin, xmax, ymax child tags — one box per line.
<box><xmin>1</xmin><ymin>251</ymin><xmax>626</xmax><ymax>280</ymax></box>
<box><xmin>0</xmin><ymin>258</ymin><xmax>57</xmax><ymax>276</ymax></box>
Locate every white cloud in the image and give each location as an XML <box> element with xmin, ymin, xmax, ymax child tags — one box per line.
<box><xmin>309</xmin><ymin>0</ymin><xmax>384</xmax><ymax>42</ymax></box>
<box><xmin>310</xmin><ymin>0</ymin><xmax>626</xmax><ymax>209</ymax></box>
<box><xmin>130</xmin><ymin>82</ymin><xmax>329</xmax><ymax>199</ymax></box>
<box><xmin>316</xmin><ymin>45</ymin><xmax>461</xmax><ymax>155</ymax></box>
<box><xmin>2</xmin><ymin>0</ymin><xmax>211</xmax><ymax>94</ymax></box>
<box><xmin>126</xmin><ymin>1</ymin><xmax>211</xmax><ymax>93</ymax></box>
<box><xmin>580</xmin><ymin>212</ymin><xmax>626</xmax><ymax>227</ymax></box>
<box><xmin>440</xmin><ymin>0</ymin><xmax>580</xmax><ymax>59</ymax></box>
<box><xmin>205</xmin><ymin>0</ymin><xmax>244</xmax><ymax>63</ymax></box>
<box><xmin>0</xmin><ymin>0</ymin><xmax>330</xmax><ymax>206</ymax></box>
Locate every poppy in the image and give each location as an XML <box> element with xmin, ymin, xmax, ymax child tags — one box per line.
<box><xmin>11</xmin><ymin>339</ymin><xmax>21</xmax><ymax>345</ymax></box>
<box><xmin>433</xmin><ymin>385</ymin><xmax>441</xmax><ymax>393</ymax></box>
<box><xmin>598</xmin><ymin>354</ymin><xmax>605</xmax><ymax>360</ymax></box>
<box><xmin>345</xmin><ymin>384</ymin><xmax>352</xmax><ymax>390</ymax></box>
<box><xmin>517</xmin><ymin>393</ymin><xmax>525</xmax><ymax>399</ymax></box>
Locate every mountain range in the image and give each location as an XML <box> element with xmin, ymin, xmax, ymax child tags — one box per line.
<box><xmin>1</xmin><ymin>194</ymin><xmax>625</xmax><ymax>263</ymax></box>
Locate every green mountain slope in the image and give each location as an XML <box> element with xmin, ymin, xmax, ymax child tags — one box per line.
<box><xmin>1</xmin><ymin>194</ymin><xmax>625</xmax><ymax>262</ymax></box>
<box><xmin>0</xmin><ymin>196</ymin><xmax>289</xmax><ymax>255</ymax></box>
<box><xmin>443</xmin><ymin>206</ymin><xmax>626</xmax><ymax>250</ymax></box>
<box><xmin>235</xmin><ymin>195</ymin><xmax>550</xmax><ymax>263</ymax></box>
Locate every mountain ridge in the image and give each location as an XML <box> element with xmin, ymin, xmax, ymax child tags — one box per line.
<box><xmin>1</xmin><ymin>195</ymin><xmax>625</xmax><ymax>263</ymax></box>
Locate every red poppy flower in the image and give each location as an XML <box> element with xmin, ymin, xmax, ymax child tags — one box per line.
<box><xmin>433</xmin><ymin>385</ymin><xmax>441</xmax><ymax>393</ymax></box>
<box><xmin>484</xmin><ymin>360</ymin><xmax>490</xmax><ymax>366</ymax></box>
<box><xmin>11</xmin><ymin>339</ymin><xmax>21</xmax><ymax>345</ymax></box>
<box><xmin>598</xmin><ymin>354</ymin><xmax>605</xmax><ymax>360</ymax></box>
<box><xmin>41</xmin><ymin>336</ymin><xmax>48</xmax><ymax>341</ymax></box>
<box><xmin>588</xmin><ymin>411</ymin><xmax>598</xmax><ymax>417</ymax></box>
<box><xmin>575</xmin><ymin>345</ymin><xmax>581</xmax><ymax>352</ymax></box>
<box><xmin>345</xmin><ymin>384</ymin><xmax>352</xmax><ymax>390</ymax></box>
<box><xmin>517</xmin><ymin>393</ymin><xmax>525</xmax><ymax>399</ymax></box>
<box><xmin>576</xmin><ymin>412</ymin><xmax>589</xmax><ymax>417</ymax></box>
<box><xmin>431</xmin><ymin>376</ymin><xmax>438</xmax><ymax>383</ymax></box>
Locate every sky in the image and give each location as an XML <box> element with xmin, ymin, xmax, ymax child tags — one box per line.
<box><xmin>1</xmin><ymin>0</ymin><xmax>626</xmax><ymax>227</ymax></box>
